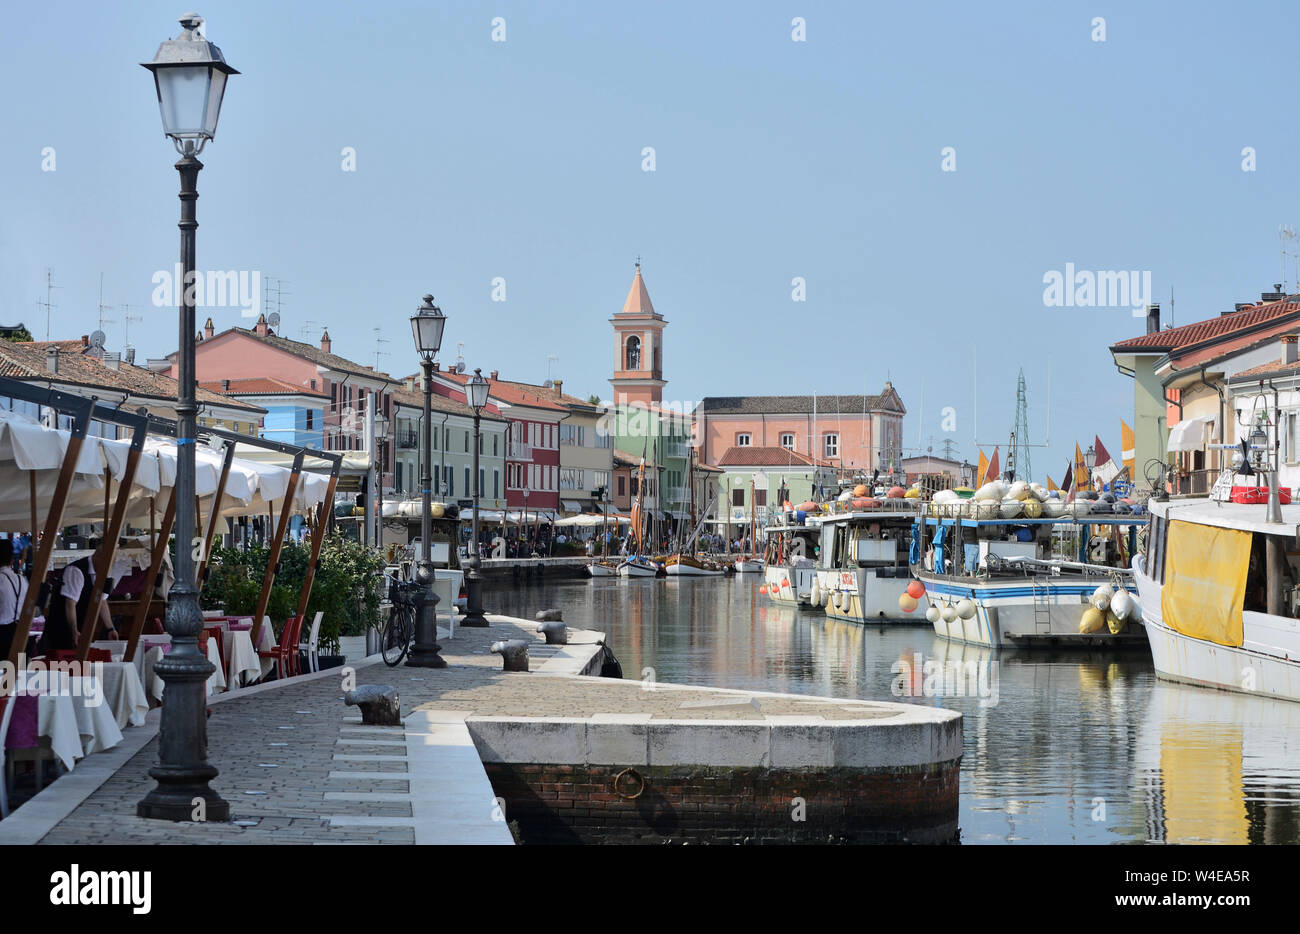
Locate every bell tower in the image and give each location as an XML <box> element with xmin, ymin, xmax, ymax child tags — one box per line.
<box><xmin>609</xmin><ymin>262</ymin><xmax>667</xmax><ymax>407</ymax></box>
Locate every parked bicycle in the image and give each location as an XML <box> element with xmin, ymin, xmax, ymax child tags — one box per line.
<box><xmin>380</xmin><ymin>580</ymin><xmax>424</xmax><ymax>666</ymax></box>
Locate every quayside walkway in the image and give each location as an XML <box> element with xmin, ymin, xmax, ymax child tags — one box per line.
<box><xmin>1</xmin><ymin>614</ymin><xmax>961</xmax><ymax>845</ymax></box>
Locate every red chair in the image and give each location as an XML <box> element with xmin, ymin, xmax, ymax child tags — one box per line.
<box><xmin>204</xmin><ymin>626</ymin><xmax>226</xmax><ymax>684</ymax></box>
<box><xmin>86</xmin><ymin>648</ymin><xmax>112</xmax><ymax>663</ymax></box>
<box><xmin>257</xmin><ymin>616</ymin><xmax>303</xmax><ymax>681</ymax></box>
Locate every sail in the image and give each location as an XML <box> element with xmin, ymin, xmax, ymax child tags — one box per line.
<box><xmin>986</xmin><ymin>447</ymin><xmax>1000</xmax><ymax>485</ymax></box>
<box><xmin>1093</xmin><ymin>434</ymin><xmax>1121</xmax><ymax>486</ymax></box>
<box><xmin>1121</xmin><ymin>419</ymin><xmax>1136</xmax><ymax>478</ymax></box>
<box><xmin>1074</xmin><ymin>443</ymin><xmax>1089</xmax><ymax>489</ymax></box>
<box><xmin>977</xmin><ymin>449</ymin><xmax>989</xmax><ymax>487</ymax></box>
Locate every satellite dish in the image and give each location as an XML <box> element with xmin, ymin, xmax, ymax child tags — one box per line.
<box><xmin>455</xmin><ymin>361</ymin><xmax>466</xmax><ymax>374</ymax></box>
<box><xmin>89</xmin><ymin>330</ymin><xmax>106</xmax><ymax>350</ymax></box>
<box><xmin>267</xmin><ymin>312</ymin><xmax>281</xmax><ymax>329</ymax></box>
<box><xmin>543</xmin><ymin>380</ymin><xmax>553</xmax><ymax>388</ymax></box>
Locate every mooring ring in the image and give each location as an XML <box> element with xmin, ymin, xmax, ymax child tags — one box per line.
<box><xmin>613</xmin><ymin>767</ymin><xmax>646</xmax><ymax>799</ymax></box>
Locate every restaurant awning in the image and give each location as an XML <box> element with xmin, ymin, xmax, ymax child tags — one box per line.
<box><xmin>1167</xmin><ymin>415</ymin><xmax>1216</xmax><ymax>453</ymax></box>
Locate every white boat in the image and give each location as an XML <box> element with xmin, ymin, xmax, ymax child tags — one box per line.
<box><xmin>813</xmin><ymin>502</ymin><xmax>924</xmax><ymax>623</ymax></box>
<box><xmin>733</xmin><ymin>558</ymin><xmax>763</xmax><ymax>573</ymax></box>
<box><xmin>762</xmin><ymin>514</ymin><xmax>822</xmax><ymax>606</ymax></box>
<box><xmin>664</xmin><ymin>553</ymin><xmax>725</xmax><ymax>576</ymax></box>
<box><xmin>586</xmin><ymin>561</ymin><xmax>619</xmax><ymax>578</ymax></box>
<box><xmin>618</xmin><ymin>556</ymin><xmax>661</xmax><ymax>578</ymax></box>
<box><xmin>1135</xmin><ymin>496</ymin><xmax>1300</xmax><ymax>702</ymax></box>
<box><xmin>912</xmin><ymin>512</ymin><xmax>1146</xmax><ymax>648</ymax></box>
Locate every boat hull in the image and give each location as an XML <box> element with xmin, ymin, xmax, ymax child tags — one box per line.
<box><xmin>915</xmin><ymin>570</ymin><xmax>1146</xmax><ymax>649</ymax></box>
<box><xmin>665</xmin><ymin>556</ymin><xmax>724</xmax><ymax>577</ymax></box>
<box><xmin>734</xmin><ymin>559</ymin><xmax>763</xmax><ymax>573</ymax></box>
<box><xmin>764</xmin><ymin>564</ymin><xmax>818</xmax><ymax>605</ymax></box>
<box><xmin>618</xmin><ymin>559</ymin><xmax>660</xmax><ymax>578</ymax></box>
<box><xmin>814</xmin><ymin>568</ymin><xmax>921</xmax><ymax>624</ymax></box>
<box><xmin>587</xmin><ymin>562</ymin><xmax>619</xmax><ymax>578</ymax></box>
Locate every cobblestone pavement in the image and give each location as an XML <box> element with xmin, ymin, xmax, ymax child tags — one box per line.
<box><xmin>33</xmin><ymin>615</ymin><xmax>906</xmax><ymax>844</ymax></box>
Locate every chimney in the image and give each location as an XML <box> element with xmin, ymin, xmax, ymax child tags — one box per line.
<box><xmin>81</xmin><ymin>335</ymin><xmax>89</xmax><ymax>348</ymax></box>
<box><xmin>432</xmin><ymin>362</ymin><xmax>440</xmax><ymax>371</ymax></box>
<box><xmin>46</xmin><ymin>347</ymin><xmax>59</xmax><ymax>374</ymax></box>
<box><xmin>490</xmin><ymin>370</ymin><xmax>499</xmax><ymax>380</ymax></box>
<box><xmin>1262</xmin><ymin>287</ymin><xmax>1287</xmax><ymax>303</ymax></box>
<box><xmin>553</xmin><ymin>379</ymin><xmax>563</xmax><ymax>396</ymax></box>
<box><xmin>254</xmin><ymin>313</ymin><xmax>268</xmax><ymax>336</ymax></box>
<box><xmin>1145</xmin><ymin>303</ymin><xmax>1160</xmax><ymax>335</ymax></box>
<box><xmin>124</xmin><ymin>347</ymin><xmax>136</xmax><ymax>365</ymax></box>
<box><xmin>1284</xmin><ymin>334</ymin><xmax>1299</xmax><ymax>365</ymax></box>
<box><xmin>222</xmin><ymin>379</ymin><xmax>231</xmax><ymax>392</ymax></box>
<box><xmin>204</xmin><ymin>317</ymin><xmax>215</xmax><ymax>339</ymax></box>
<box><xmin>103</xmin><ymin>352</ymin><xmax>121</xmax><ymax>371</ymax></box>
<box><xmin>320</xmin><ymin>329</ymin><xmax>331</xmax><ymax>353</ymax></box>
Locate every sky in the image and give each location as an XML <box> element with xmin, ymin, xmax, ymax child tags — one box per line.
<box><xmin>3</xmin><ymin>0</ymin><xmax>1299</xmax><ymax>481</ymax></box>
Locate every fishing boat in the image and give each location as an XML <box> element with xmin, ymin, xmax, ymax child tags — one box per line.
<box><xmin>664</xmin><ymin>554</ymin><xmax>724</xmax><ymax>576</ymax></box>
<box><xmin>1135</xmin><ymin>493</ymin><xmax>1300</xmax><ymax>702</ymax></box>
<box><xmin>812</xmin><ymin>499</ymin><xmax>924</xmax><ymax>623</ymax></box>
<box><xmin>911</xmin><ymin>506</ymin><xmax>1147</xmax><ymax>648</ymax></box>
<box><xmin>762</xmin><ymin>509</ymin><xmax>822</xmax><ymax>605</ymax></box>
<box><xmin>618</xmin><ymin>555</ymin><xmax>662</xmax><ymax>577</ymax></box>
<box><xmin>587</xmin><ymin>561</ymin><xmax>619</xmax><ymax>578</ymax></box>
<box><xmin>664</xmin><ymin>446</ymin><xmax>726</xmax><ymax>577</ymax></box>
<box><xmin>617</xmin><ymin>451</ymin><xmax>663</xmax><ymax>578</ymax></box>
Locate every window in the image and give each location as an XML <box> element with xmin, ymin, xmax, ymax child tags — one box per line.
<box><xmin>478</xmin><ymin>433</ymin><xmax>483</xmax><ymax>454</ymax></box>
<box><xmin>479</xmin><ymin>467</ymin><xmax>485</xmax><ymax>497</ymax></box>
<box><xmin>395</xmin><ymin>462</ymin><xmax>403</xmax><ymax>492</ymax></box>
<box><xmin>464</xmin><ymin>432</ymin><xmax>469</xmax><ymax>453</ymax></box>
<box><xmin>595</xmin><ymin>428</ymin><xmax>611</xmax><ymax>449</ymax></box>
<box><xmin>737</xmin><ymin>433</ymin><xmax>751</xmax><ymax>447</ymax></box>
<box><xmin>561</xmin><ymin>468</ymin><xmax>585</xmax><ymax>490</ymax></box>
<box><xmin>306</xmin><ymin>409</ymin><xmax>314</xmax><ymax>430</ymax></box>
<box><xmin>494</xmin><ymin>435</ymin><xmax>498</xmax><ymax>456</ymax></box>
<box><xmin>755</xmin><ymin>489</ymin><xmax>767</xmax><ymax>507</ymax></box>
<box><xmin>824</xmin><ymin>434</ymin><xmax>839</xmax><ymax>458</ymax></box>
<box><xmin>780</xmin><ymin>433</ymin><xmax>794</xmax><ymax>449</ymax></box>
<box><xmin>444</xmin><ymin>465</ymin><xmax>453</xmax><ymax>497</ymax></box>
<box><xmin>732</xmin><ymin>488</ymin><xmax>745</xmax><ymax>507</ymax></box>
<box><xmin>593</xmin><ymin>470</ymin><xmax>610</xmax><ymax>492</ymax></box>
<box><xmin>618</xmin><ymin>475</ymin><xmax>626</xmax><ymax>497</ymax></box>
<box><xmin>493</xmin><ymin>469</ymin><xmax>500</xmax><ymax>500</ymax></box>
<box><xmin>626</xmin><ymin>336</ymin><xmax>641</xmax><ymax>370</ymax></box>
<box><xmin>464</xmin><ymin>466</ymin><xmax>470</xmax><ymax>495</ymax></box>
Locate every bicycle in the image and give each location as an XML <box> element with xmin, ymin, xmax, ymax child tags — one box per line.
<box><xmin>380</xmin><ymin>581</ymin><xmax>422</xmax><ymax>666</ymax></box>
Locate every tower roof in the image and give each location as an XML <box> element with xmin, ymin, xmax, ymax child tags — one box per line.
<box><xmin>618</xmin><ymin>265</ymin><xmax>658</xmax><ymax>318</ymax></box>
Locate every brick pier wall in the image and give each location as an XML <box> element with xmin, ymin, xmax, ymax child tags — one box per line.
<box><xmin>484</xmin><ymin>761</ymin><xmax>960</xmax><ymax>844</ymax></box>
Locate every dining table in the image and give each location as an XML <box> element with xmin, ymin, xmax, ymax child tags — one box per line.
<box><xmin>85</xmin><ymin>646</ymin><xmax>151</xmax><ymax>728</ymax></box>
<box><xmin>135</xmin><ymin>634</ymin><xmax>226</xmax><ymax>703</ymax></box>
<box><xmin>205</xmin><ymin>616</ymin><xmax>277</xmax><ymax>685</ymax></box>
<box><xmin>12</xmin><ymin>669</ymin><xmax>124</xmax><ymax>770</ymax></box>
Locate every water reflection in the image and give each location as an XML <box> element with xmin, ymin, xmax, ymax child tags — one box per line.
<box><xmin>484</xmin><ymin>575</ymin><xmax>1300</xmax><ymax>844</ymax></box>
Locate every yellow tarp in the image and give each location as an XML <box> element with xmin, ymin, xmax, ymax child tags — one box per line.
<box><xmin>1161</xmin><ymin>521</ymin><xmax>1249</xmax><ymax>647</ymax></box>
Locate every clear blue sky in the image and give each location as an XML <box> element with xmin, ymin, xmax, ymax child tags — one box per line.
<box><xmin>3</xmin><ymin>0</ymin><xmax>1297</xmax><ymax>480</ymax></box>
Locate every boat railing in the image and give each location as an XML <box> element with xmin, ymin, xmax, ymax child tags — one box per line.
<box><xmin>990</xmin><ymin>554</ymin><xmax>1134</xmax><ymax>579</ymax></box>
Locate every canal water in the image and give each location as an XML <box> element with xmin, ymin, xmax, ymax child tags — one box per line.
<box><xmin>486</xmin><ymin>574</ymin><xmax>1300</xmax><ymax>844</ymax></box>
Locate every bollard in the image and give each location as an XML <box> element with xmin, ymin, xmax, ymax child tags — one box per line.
<box><xmin>535</xmin><ymin>608</ymin><xmax>563</xmax><ymax>622</ymax></box>
<box><xmin>344</xmin><ymin>685</ymin><xmax>401</xmax><ymax>725</ymax></box>
<box><xmin>490</xmin><ymin>639</ymin><xmax>529</xmax><ymax>672</ymax></box>
<box><xmin>537</xmin><ymin>620</ymin><xmax>568</xmax><ymax>645</ymax></box>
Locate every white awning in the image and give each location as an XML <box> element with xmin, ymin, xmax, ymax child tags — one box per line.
<box><xmin>1167</xmin><ymin>415</ymin><xmax>1216</xmax><ymax>453</ymax></box>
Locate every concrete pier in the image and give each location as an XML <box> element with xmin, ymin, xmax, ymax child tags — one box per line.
<box><xmin>0</xmin><ymin>615</ymin><xmax>961</xmax><ymax>845</ymax></box>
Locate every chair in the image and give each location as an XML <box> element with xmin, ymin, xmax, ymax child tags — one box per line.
<box><xmin>298</xmin><ymin>612</ymin><xmax>324</xmax><ymax>674</ymax></box>
<box><xmin>86</xmin><ymin>648</ymin><xmax>112</xmax><ymax>663</ymax></box>
<box><xmin>3</xmin><ymin>692</ymin><xmax>53</xmax><ymax>808</ymax></box>
<box><xmin>257</xmin><ymin>615</ymin><xmax>303</xmax><ymax>681</ymax></box>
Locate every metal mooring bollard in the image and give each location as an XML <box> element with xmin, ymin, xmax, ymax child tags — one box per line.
<box><xmin>491</xmin><ymin>639</ymin><xmax>530</xmax><ymax>672</ymax></box>
<box><xmin>535</xmin><ymin>608</ymin><xmax>563</xmax><ymax>622</ymax></box>
<box><xmin>344</xmin><ymin>685</ymin><xmax>401</xmax><ymax>725</ymax></box>
<box><xmin>537</xmin><ymin>620</ymin><xmax>568</xmax><ymax>645</ymax></box>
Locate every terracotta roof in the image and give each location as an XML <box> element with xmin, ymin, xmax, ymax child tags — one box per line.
<box><xmin>701</xmin><ymin>385</ymin><xmax>905</xmax><ymax>416</ymax></box>
<box><xmin>717</xmin><ymin>446</ymin><xmax>818</xmax><ymax>467</ymax></box>
<box><xmin>1228</xmin><ymin>357</ymin><xmax>1300</xmax><ymax>381</ymax></box>
<box><xmin>0</xmin><ymin>340</ymin><xmax>264</xmax><ymax>414</ymax></box>
<box><xmin>613</xmin><ymin>448</ymin><xmax>639</xmax><ymax>467</ymax></box>
<box><xmin>1110</xmin><ymin>300</ymin><xmax>1300</xmax><ymax>354</ymax></box>
<box><xmin>617</xmin><ymin>266</ymin><xmax>659</xmax><ymax>318</ymax></box>
<box><xmin>433</xmin><ymin>370</ymin><xmax>568</xmax><ymax>412</ymax></box>
<box><xmin>389</xmin><ymin>384</ymin><xmax>506</xmax><ymax>421</ymax></box>
<box><xmin>199</xmin><ymin>376</ymin><xmax>328</xmax><ymax>399</ymax></box>
<box><xmin>194</xmin><ymin>325</ymin><xmax>396</xmax><ymax>384</ymax></box>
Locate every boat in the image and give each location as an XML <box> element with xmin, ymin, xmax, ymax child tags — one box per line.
<box><xmin>618</xmin><ymin>555</ymin><xmax>662</xmax><ymax>577</ymax></box>
<box><xmin>813</xmin><ymin>499</ymin><xmax>925</xmax><ymax>623</ymax></box>
<box><xmin>586</xmin><ymin>560</ymin><xmax>619</xmax><ymax>578</ymax></box>
<box><xmin>665</xmin><ymin>554</ymin><xmax>725</xmax><ymax>577</ymax></box>
<box><xmin>911</xmin><ymin>507</ymin><xmax>1147</xmax><ymax>648</ymax></box>
<box><xmin>617</xmin><ymin>448</ymin><xmax>663</xmax><ymax>578</ymax></box>
<box><xmin>1135</xmin><ymin>491</ymin><xmax>1300</xmax><ymax>702</ymax></box>
<box><xmin>733</xmin><ymin>479</ymin><xmax>764</xmax><ymax>572</ymax></box>
<box><xmin>664</xmin><ymin>446</ymin><xmax>725</xmax><ymax>577</ymax></box>
<box><xmin>762</xmin><ymin>511</ymin><xmax>822</xmax><ymax>605</ymax></box>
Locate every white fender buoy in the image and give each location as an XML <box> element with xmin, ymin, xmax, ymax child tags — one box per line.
<box><xmin>941</xmin><ymin>604</ymin><xmax>958</xmax><ymax>623</ymax></box>
<box><xmin>956</xmin><ymin>598</ymin><xmax>976</xmax><ymax>620</ymax></box>
<box><xmin>925</xmin><ymin>605</ymin><xmax>940</xmax><ymax>623</ymax></box>
<box><xmin>1092</xmin><ymin>583</ymin><xmax>1114</xmax><ymax>612</ymax></box>
<box><xmin>810</xmin><ymin>578</ymin><xmax>821</xmax><ymax>607</ymax></box>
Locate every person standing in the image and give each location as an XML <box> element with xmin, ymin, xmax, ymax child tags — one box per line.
<box><xmin>41</xmin><ymin>540</ymin><xmax>119</xmax><ymax>654</ymax></box>
<box><xmin>0</xmin><ymin>539</ymin><xmax>28</xmax><ymax>660</ymax></box>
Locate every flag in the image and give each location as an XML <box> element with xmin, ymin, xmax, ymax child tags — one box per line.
<box><xmin>1094</xmin><ymin>436</ymin><xmax>1112</xmax><ymax>467</ymax></box>
<box><xmin>1047</xmin><ymin>475</ymin><xmax>1059</xmax><ymax>491</ymax></box>
<box><xmin>977</xmin><ymin>449</ymin><xmax>989</xmax><ymax>487</ymax></box>
<box><xmin>1121</xmin><ymin>420</ymin><xmax>1136</xmax><ymax>478</ymax></box>
<box><xmin>1062</xmin><ymin>460</ymin><xmax>1073</xmax><ymax>493</ymax></box>
<box><xmin>1074</xmin><ymin>443</ymin><xmax>1089</xmax><ymax>489</ymax></box>
<box><xmin>986</xmin><ymin>447</ymin><xmax>1000</xmax><ymax>484</ymax></box>
<box><xmin>1093</xmin><ymin>435</ymin><xmax>1121</xmax><ymax>486</ymax></box>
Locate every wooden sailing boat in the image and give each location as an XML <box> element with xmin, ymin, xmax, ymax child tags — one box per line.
<box><xmin>665</xmin><ymin>444</ymin><xmax>724</xmax><ymax>577</ymax></box>
<box><xmin>618</xmin><ymin>445</ymin><xmax>660</xmax><ymax>577</ymax></box>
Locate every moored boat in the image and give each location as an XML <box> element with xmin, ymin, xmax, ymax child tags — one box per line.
<box><xmin>813</xmin><ymin>500</ymin><xmax>924</xmax><ymax>623</ymax></box>
<box><xmin>762</xmin><ymin>512</ymin><xmax>822</xmax><ymax>606</ymax></box>
<box><xmin>618</xmin><ymin>556</ymin><xmax>662</xmax><ymax>577</ymax></box>
<box><xmin>587</xmin><ymin>560</ymin><xmax>619</xmax><ymax>578</ymax></box>
<box><xmin>665</xmin><ymin>554</ymin><xmax>725</xmax><ymax>577</ymax></box>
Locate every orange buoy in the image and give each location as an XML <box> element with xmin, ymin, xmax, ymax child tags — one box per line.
<box><xmin>906</xmin><ymin>580</ymin><xmax>925</xmax><ymax>599</ymax></box>
<box><xmin>781</xmin><ymin>579</ymin><xmax>790</xmax><ymax>588</ymax></box>
<box><xmin>898</xmin><ymin>593</ymin><xmax>919</xmax><ymax>613</ymax></box>
<box><xmin>759</xmin><ymin>585</ymin><xmax>768</xmax><ymax>594</ymax></box>
<box><xmin>853</xmin><ymin>484</ymin><xmax>869</xmax><ymax>497</ymax></box>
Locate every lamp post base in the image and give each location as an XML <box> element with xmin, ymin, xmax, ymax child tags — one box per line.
<box><xmin>137</xmin><ymin>778</ymin><xmax>231</xmax><ymax>823</ymax></box>
<box><xmin>405</xmin><ymin>645</ymin><xmax>447</xmax><ymax>668</ymax></box>
<box><xmin>461</xmin><ymin>570</ymin><xmax>489</xmax><ymax>627</ymax></box>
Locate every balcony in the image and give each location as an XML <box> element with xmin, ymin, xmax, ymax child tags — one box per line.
<box><xmin>508</xmin><ymin>444</ymin><xmax>534</xmax><ymax>461</ymax></box>
<box><xmin>395</xmin><ymin>428</ymin><xmax>419</xmax><ymax>450</ymax></box>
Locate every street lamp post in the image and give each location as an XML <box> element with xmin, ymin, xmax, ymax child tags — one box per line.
<box><xmin>137</xmin><ymin>13</ymin><xmax>237</xmax><ymax>823</ymax></box>
<box><xmin>407</xmin><ymin>295</ymin><xmax>447</xmax><ymax>668</ymax></box>
<box><xmin>523</xmin><ymin>487</ymin><xmax>531</xmax><ymax>552</ymax></box>
<box><xmin>462</xmin><ymin>369</ymin><xmax>490</xmax><ymax>627</ymax></box>
<box><xmin>1084</xmin><ymin>444</ymin><xmax>1097</xmax><ymax>491</ymax></box>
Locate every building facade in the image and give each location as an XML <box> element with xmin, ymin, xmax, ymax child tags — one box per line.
<box><xmin>390</xmin><ymin>380</ymin><xmax>507</xmax><ymax>509</ymax></box>
<box><xmin>716</xmin><ymin>446</ymin><xmax>838</xmax><ymax>524</ymax></box>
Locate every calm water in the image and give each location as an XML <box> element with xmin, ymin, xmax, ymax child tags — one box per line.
<box><xmin>486</xmin><ymin>575</ymin><xmax>1300</xmax><ymax>844</ymax></box>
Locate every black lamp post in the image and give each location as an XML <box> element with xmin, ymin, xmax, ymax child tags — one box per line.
<box><xmin>137</xmin><ymin>13</ymin><xmax>236</xmax><ymax>823</ymax></box>
<box><xmin>407</xmin><ymin>295</ymin><xmax>447</xmax><ymax>668</ymax></box>
<box><xmin>462</xmin><ymin>368</ymin><xmax>490</xmax><ymax>627</ymax></box>
<box><xmin>1084</xmin><ymin>444</ymin><xmax>1097</xmax><ymax>490</ymax></box>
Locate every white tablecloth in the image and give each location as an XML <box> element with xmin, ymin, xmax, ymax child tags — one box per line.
<box><xmin>140</xmin><ymin>638</ymin><xmax>225</xmax><ymax>702</ymax></box>
<box><xmin>222</xmin><ymin>630</ymin><xmax>262</xmax><ymax>687</ymax></box>
<box><xmin>97</xmin><ymin>662</ymin><xmax>149</xmax><ymax>728</ymax></box>
<box><xmin>17</xmin><ymin>671</ymin><xmax>123</xmax><ymax>769</ymax></box>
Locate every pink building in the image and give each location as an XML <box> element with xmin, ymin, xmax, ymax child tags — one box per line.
<box><xmin>695</xmin><ymin>384</ymin><xmax>906</xmax><ymax>477</ymax></box>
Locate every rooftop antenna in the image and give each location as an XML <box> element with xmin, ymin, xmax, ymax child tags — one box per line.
<box><xmin>455</xmin><ymin>342</ymin><xmax>466</xmax><ymax>375</ymax></box>
<box><xmin>298</xmin><ymin>319</ymin><xmax>321</xmax><ymax>341</ymax></box>
<box><xmin>121</xmin><ymin>304</ymin><xmax>143</xmax><ymax>349</ymax></box>
<box><xmin>97</xmin><ymin>273</ymin><xmax>115</xmax><ymax>331</ymax></box>
<box><xmin>262</xmin><ymin>277</ymin><xmax>290</xmax><ymax>324</ymax></box>
<box><xmin>38</xmin><ymin>267</ymin><xmax>58</xmax><ymax>341</ymax></box>
<box><xmin>547</xmin><ymin>354</ymin><xmax>559</xmax><ymax>384</ymax></box>
<box><xmin>1281</xmin><ymin>226</ymin><xmax>1297</xmax><ymax>294</ymax></box>
<box><xmin>373</xmin><ymin>326</ymin><xmax>390</xmax><ymax>370</ymax></box>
